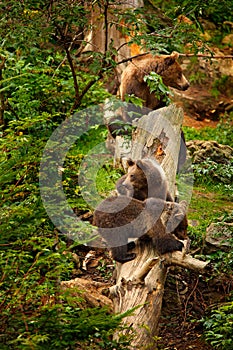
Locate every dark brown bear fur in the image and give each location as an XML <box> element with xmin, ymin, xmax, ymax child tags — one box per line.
<box><xmin>116</xmin><ymin>158</ymin><xmax>173</xmax><ymax>201</ymax></box>
<box><xmin>120</xmin><ymin>52</ymin><xmax>189</xmax><ymax>111</ymax></box>
<box><xmin>115</xmin><ymin>158</ymin><xmax>188</xmax><ymax>247</ymax></box>
<box><xmin>93</xmin><ymin>195</ymin><xmax>184</xmax><ymax>263</ymax></box>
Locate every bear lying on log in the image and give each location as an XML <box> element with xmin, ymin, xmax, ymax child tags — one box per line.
<box><xmin>93</xmin><ymin>195</ymin><xmax>186</xmax><ymax>263</ymax></box>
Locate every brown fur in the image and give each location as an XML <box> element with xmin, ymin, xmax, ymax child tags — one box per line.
<box><xmin>93</xmin><ymin>196</ymin><xmax>184</xmax><ymax>263</ymax></box>
<box><xmin>166</xmin><ymin>201</ymin><xmax>188</xmax><ymax>240</ymax></box>
<box><xmin>173</xmin><ymin>214</ymin><xmax>188</xmax><ymax>240</ymax></box>
<box><xmin>116</xmin><ymin>158</ymin><xmax>173</xmax><ymax>201</ymax></box>
<box><xmin>115</xmin><ymin>158</ymin><xmax>188</xmax><ymax>247</ymax></box>
<box><xmin>120</xmin><ymin>52</ymin><xmax>189</xmax><ymax>110</ymax></box>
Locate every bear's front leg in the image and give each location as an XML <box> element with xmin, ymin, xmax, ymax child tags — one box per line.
<box><xmin>154</xmin><ymin>234</ymin><xmax>184</xmax><ymax>255</ymax></box>
<box><xmin>111</xmin><ymin>245</ymin><xmax>136</xmax><ymax>263</ymax></box>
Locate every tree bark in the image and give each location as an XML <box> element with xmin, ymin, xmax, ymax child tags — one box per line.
<box><xmin>111</xmin><ymin>105</ymin><xmax>209</xmax><ymax>349</ymax></box>
<box><xmin>83</xmin><ymin>1</ymin><xmax>145</xmax><ymax>70</ymax></box>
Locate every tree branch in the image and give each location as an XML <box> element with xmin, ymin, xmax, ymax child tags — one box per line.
<box><xmin>163</xmin><ymin>251</ymin><xmax>209</xmax><ymax>271</ymax></box>
<box><xmin>133</xmin><ymin>257</ymin><xmax>160</xmax><ymax>282</ymax></box>
<box><xmin>178</xmin><ymin>53</ymin><xmax>233</xmax><ymax>59</ymax></box>
<box><xmin>104</xmin><ymin>0</ymin><xmax>109</xmax><ymax>54</ymax></box>
<box><xmin>64</xmin><ymin>46</ymin><xmax>80</xmax><ymax>109</ymax></box>
<box><xmin>116</xmin><ymin>51</ymin><xmax>233</xmax><ymax>67</ymax></box>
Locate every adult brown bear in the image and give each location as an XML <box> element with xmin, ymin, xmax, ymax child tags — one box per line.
<box><xmin>117</xmin><ymin>52</ymin><xmax>189</xmax><ymax>172</ymax></box>
<box><xmin>119</xmin><ymin>52</ymin><xmax>189</xmax><ymax>111</ymax></box>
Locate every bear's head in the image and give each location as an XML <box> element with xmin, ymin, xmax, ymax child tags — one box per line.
<box><xmin>121</xmin><ymin>158</ymin><xmax>168</xmax><ymax>201</ymax></box>
<box><xmin>121</xmin><ymin>159</ymin><xmax>148</xmax><ymax>200</ymax></box>
<box><xmin>159</xmin><ymin>52</ymin><xmax>190</xmax><ymax>91</ymax></box>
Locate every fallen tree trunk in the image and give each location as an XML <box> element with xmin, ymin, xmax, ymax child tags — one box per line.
<box><xmin>110</xmin><ymin>104</ymin><xmax>209</xmax><ymax>349</ymax></box>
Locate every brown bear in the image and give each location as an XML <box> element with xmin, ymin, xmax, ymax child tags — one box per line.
<box><xmin>93</xmin><ymin>195</ymin><xmax>185</xmax><ymax>263</ymax></box>
<box><xmin>116</xmin><ymin>158</ymin><xmax>173</xmax><ymax>201</ymax></box>
<box><xmin>106</xmin><ymin>52</ymin><xmax>189</xmax><ymax>171</ymax></box>
<box><xmin>119</xmin><ymin>52</ymin><xmax>190</xmax><ymax>111</ymax></box>
<box><xmin>115</xmin><ymin>157</ymin><xmax>188</xmax><ymax>244</ymax></box>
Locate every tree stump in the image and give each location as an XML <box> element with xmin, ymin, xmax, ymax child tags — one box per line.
<box><xmin>110</xmin><ymin>105</ymin><xmax>209</xmax><ymax>349</ymax></box>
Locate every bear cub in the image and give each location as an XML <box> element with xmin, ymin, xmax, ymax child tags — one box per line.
<box><xmin>116</xmin><ymin>158</ymin><xmax>173</xmax><ymax>201</ymax></box>
<box><xmin>93</xmin><ymin>195</ymin><xmax>184</xmax><ymax>263</ymax></box>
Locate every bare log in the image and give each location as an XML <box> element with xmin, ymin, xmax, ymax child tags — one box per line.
<box><xmin>111</xmin><ymin>104</ymin><xmax>208</xmax><ymax>349</ymax></box>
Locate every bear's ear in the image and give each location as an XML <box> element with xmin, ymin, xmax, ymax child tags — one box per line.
<box><xmin>164</xmin><ymin>51</ymin><xmax>179</xmax><ymax>66</ymax></box>
<box><xmin>136</xmin><ymin>160</ymin><xmax>145</xmax><ymax>169</ymax></box>
<box><xmin>127</xmin><ymin>158</ymin><xmax>135</xmax><ymax>167</ymax></box>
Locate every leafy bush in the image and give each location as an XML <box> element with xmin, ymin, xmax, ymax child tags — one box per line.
<box><xmin>155</xmin><ymin>0</ymin><xmax>233</xmax><ymax>25</ymax></box>
<box><xmin>202</xmin><ymin>302</ymin><xmax>233</xmax><ymax>350</ymax></box>
<box><xmin>0</xmin><ymin>115</ymin><xmax>130</xmax><ymax>349</ymax></box>
<box><xmin>191</xmin><ymin>159</ymin><xmax>233</xmax><ymax>196</ymax></box>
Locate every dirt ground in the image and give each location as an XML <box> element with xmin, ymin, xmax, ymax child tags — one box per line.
<box><xmin>183</xmin><ymin>112</ymin><xmax>219</xmax><ymax>129</ymax></box>
<box><xmin>157</xmin><ymin>268</ymin><xmax>231</xmax><ymax>350</ymax></box>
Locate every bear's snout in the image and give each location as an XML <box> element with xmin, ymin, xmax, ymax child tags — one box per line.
<box><xmin>180</xmin><ymin>81</ymin><xmax>190</xmax><ymax>91</ymax></box>
<box><xmin>178</xmin><ymin>75</ymin><xmax>190</xmax><ymax>91</ymax></box>
<box><xmin>122</xmin><ymin>180</ymin><xmax>132</xmax><ymax>190</ymax></box>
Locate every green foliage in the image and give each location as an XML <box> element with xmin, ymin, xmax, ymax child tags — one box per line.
<box><xmin>153</xmin><ymin>0</ymin><xmax>233</xmax><ymax>25</ymax></box>
<box><xmin>0</xmin><ymin>0</ymin><xmax>111</xmax><ymax>120</ymax></box>
<box><xmin>183</xmin><ymin>115</ymin><xmax>233</xmax><ymax>196</ymax></box>
<box><xmin>0</xmin><ymin>49</ymin><xmax>110</xmax><ymax>124</ymax></box>
<box><xmin>124</xmin><ymin>94</ymin><xmax>144</xmax><ymax>108</ymax></box>
<box><xmin>0</xmin><ymin>1</ymin><xmax>232</xmax><ymax>348</ymax></box>
<box><xmin>144</xmin><ymin>72</ymin><xmax>172</xmax><ymax>105</ymax></box>
<box><xmin>188</xmin><ymin>191</ymin><xmax>233</xmax><ymax>275</ymax></box>
<box><xmin>0</xmin><ymin>104</ymin><xmax>125</xmax><ymax>350</ymax></box>
<box><xmin>191</xmin><ymin>159</ymin><xmax>233</xmax><ymax>196</ymax></box>
<box><xmin>202</xmin><ymin>302</ymin><xmax>233</xmax><ymax>349</ymax></box>
<box><xmin>204</xmin><ymin>213</ymin><xmax>233</xmax><ymax>274</ymax></box>
<box><xmin>183</xmin><ymin>114</ymin><xmax>233</xmax><ymax>148</ymax></box>
<box><xmin>189</xmin><ymin>71</ymin><xmax>207</xmax><ymax>85</ymax></box>
<box><xmin>211</xmin><ymin>75</ymin><xmax>230</xmax><ymax>98</ymax></box>
<box><xmin>151</xmin><ymin>0</ymin><xmax>233</xmax><ymax>47</ymax></box>
<box><xmin>0</xmin><ymin>118</ymin><xmax>131</xmax><ymax>349</ymax></box>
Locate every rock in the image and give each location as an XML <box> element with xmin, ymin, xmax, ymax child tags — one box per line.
<box><xmin>186</xmin><ymin>140</ymin><xmax>233</xmax><ymax>164</ymax></box>
<box><xmin>205</xmin><ymin>222</ymin><xmax>233</xmax><ymax>252</ymax></box>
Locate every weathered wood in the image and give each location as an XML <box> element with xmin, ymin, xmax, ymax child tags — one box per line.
<box><xmin>131</xmin><ymin>104</ymin><xmax>183</xmax><ymax>195</ymax></box>
<box><xmin>114</xmin><ymin>104</ymin><xmax>184</xmax><ymax>193</ymax></box>
<box><xmin>111</xmin><ymin>104</ymin><xmax>208</xmax><ymax>349</ymax></box>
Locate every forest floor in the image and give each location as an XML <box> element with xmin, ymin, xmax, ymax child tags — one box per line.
<box><xmin>75</xmin><ymin>236</ymin><xmax>231</xmax><ymax>350</ymax></box>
